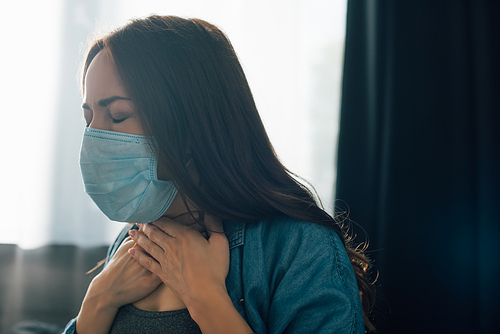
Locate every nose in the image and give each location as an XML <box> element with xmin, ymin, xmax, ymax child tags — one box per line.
<box><xmin>88</xmin><ymin>110</ymin><xmax>111</xmax><ymax>131</ymax></box>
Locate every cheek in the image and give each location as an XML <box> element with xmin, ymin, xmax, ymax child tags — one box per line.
<box><xmin>157</xmin><ymin>163</ymin><xmax>170</xmax><ymax>181</ymax></box>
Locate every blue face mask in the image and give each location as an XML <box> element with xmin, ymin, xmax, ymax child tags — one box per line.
<box><xmin>79</xmin><ymin>128</ymin><xmax>178</xmax><ymax>224</ymax></box>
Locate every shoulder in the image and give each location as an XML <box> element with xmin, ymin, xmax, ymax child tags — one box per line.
<box><xmin>244</xmin><ymin>216</ymin><xmax>350</xmax><ymax>269</ymax></box>
<box><xmin>237</xmin><ymin>216</ymin><xmax>365</xmax><ymax>333</ymax></box>
<box><xmin>240</xmin><ymin>215</ymin><xmax>358</xmax><ymax>301</ymax></box>
<box><xmin>248</xmin><ymin>214</ymin><xmax>340</xmax><ymax>240</ymax></box>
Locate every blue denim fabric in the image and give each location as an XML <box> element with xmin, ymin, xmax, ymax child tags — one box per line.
<box><xmin>63</xmin><ymin>216</ymin><xmax>365</xmax><ymax>334</ymax></box>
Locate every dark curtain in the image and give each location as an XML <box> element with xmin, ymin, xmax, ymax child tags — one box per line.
<box><xmin>336</xmin><ymin>1</ymin><xmax>500</xmax><ymax>333</ymax></box>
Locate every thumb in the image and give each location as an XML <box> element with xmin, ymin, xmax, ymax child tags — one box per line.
<box><xmin>204</xmin><ymin>214</ymin><xmax>225</xmax><ymax>240</ymax></box>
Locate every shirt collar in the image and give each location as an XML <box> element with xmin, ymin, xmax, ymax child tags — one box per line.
<box><xmin>223</xmin><ymin>221</ymin><xmax>245</xmax><ymax>249</ymax></box>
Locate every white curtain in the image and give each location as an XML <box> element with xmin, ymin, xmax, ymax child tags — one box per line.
<box><xmin>0</xmin><ymin>0</ymin><xmax>347</xmax><ymax>249</ymax></box>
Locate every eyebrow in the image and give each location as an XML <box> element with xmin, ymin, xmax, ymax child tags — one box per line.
<box><xmin>81</xmin><ymin>96</ymin><xmax>132</xmax><ymax>110</ymax></box>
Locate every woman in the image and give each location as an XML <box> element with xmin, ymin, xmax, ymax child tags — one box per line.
<box><xmin>64</xmin><ymin>15</ymin><xmax>375</xmax><ymax>334</ymax></box>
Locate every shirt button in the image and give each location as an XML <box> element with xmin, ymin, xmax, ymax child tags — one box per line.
<box><xmin>238</xmin><ymin>298</ymin><xmax>245</xmax><ymax>306</ymax></box>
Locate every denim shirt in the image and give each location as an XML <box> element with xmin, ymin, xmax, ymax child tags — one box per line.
<box><xmin>63</xmin><ymin>216</ymin><xmax>365</xmax><ymax>334</ymax></box>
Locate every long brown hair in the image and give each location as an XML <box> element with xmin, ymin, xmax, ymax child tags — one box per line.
<box><xmin>82</xmin><ymin>15</ymin><xmax>375</xmax><ymax>331</ymax></box>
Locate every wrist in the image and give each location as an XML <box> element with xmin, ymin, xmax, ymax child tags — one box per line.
<box><xmin>75</xmin><ymin>277</ymin><xmax>121</xmax><ymax>334</ymax></box>
<box><xmin>85</xmin><ymin>277</ymin><xmax>119</xmax><ymax>310</ymax></box>
<box><xmin>186</xmin><ymin>289</ymin><xmax>253</xmax><ymax>334</ymax></box>
<box><xmin>83</xmin><ymin>288</ymin><xmax>119</xmax><ymax>313</ymax></box>
<box><xmin>184</xmin><ymin>285</ymin><xmax>227</xmax><ymax>317</ymax></box>
<box><xmin>76</xmin><ymin>291</ymin><xmax>119</xmax><ymax>334</ymax></box>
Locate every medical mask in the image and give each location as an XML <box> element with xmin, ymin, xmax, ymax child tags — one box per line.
<box><xmin>79</xmin><ymin>128</ymin><xmax>178</xmax><ymax>223</ymax></box>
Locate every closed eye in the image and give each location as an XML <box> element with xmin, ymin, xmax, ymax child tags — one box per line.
<box><xmin>110</xmin><ymin>110</ymin><xmax>133</xmax><ymax>124</ymax></box>
<box><xmin>111</xmin><ymin>117</ymin><xmax>127</xmax><ymax>124</ymax></box>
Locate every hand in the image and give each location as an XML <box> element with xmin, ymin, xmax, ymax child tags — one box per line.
<box><xmin>76</xmin><ymin>235</ymin><xmax>162</xmax><ymax>334</ymax></box>
<box><xmin>88</xmin><ymin>236</ymin><xmax>162</xmax><ymax>309</ymax></box>
<box><xmin>130</xmin><ymin>214</ymin><xmax>253</xmax><ymax>334</ymax></box>
<box><xmin>129</xmin><ymin>214</ymin><xmax>229</xmax><ymax>306</ymax></box>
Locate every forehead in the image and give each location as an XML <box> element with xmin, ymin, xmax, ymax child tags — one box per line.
<box><xmin>84</xmin><ymin>50</ymin><xmax>128</xmax><ymax>102</ymax></box>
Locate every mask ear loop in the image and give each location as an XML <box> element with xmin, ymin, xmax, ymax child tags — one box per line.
<box><xmin>185</xmin><ymin>158</ymin><xmax>192</xmax><ymax>167</ymax></box>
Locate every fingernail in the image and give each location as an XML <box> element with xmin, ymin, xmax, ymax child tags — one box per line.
<box><xmin>129</xmin><ymin>230</ymin><xmax>136</xmax><ymax>237</ymax></box>
<box><xmin>129</xmin><ymin>249</ymin><xmax>135</xmax><ymax>256</ymax></box>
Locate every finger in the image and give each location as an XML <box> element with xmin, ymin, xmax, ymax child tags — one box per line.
<box><xmin>131</xmin><ymin>241</ymin><xmax>147</xmax><ymax>253</ymax></box>
<box><xmin>151</xmin><ymin>218</ymin><xmax>188</xmax><ymax>237</ymax></box>
<box><xmin>129</xmin><ymin>247</ymin><xmax>161</xmax><ymax>276</ymax></box>
<box><xmin>204</xmin><ymin>214</ymin><xmax>223</xmax><ymax>235</ymax></box>
<box><xmin>204</xmin><ymin>214</ymin><xmax>227</xmax><ymax>244</ymax></box>
<box><xmin>129</xmin><ymin>229</ymin><xmax>165</xmax><ymax>260</ymax></box>
<box><xmin>142</xmin><ymin>222</ymin><xmax>178</xmax><ymax>246</ymax></box>
<box><xmin>111</xmin><ymin>237</ymin><xmax>135</xmax><ymax>258</ymax></box>
<box><xmin>121</xmin><ymin>236</ymin><xmax>135</xmax><ymax>247</ymax></box>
